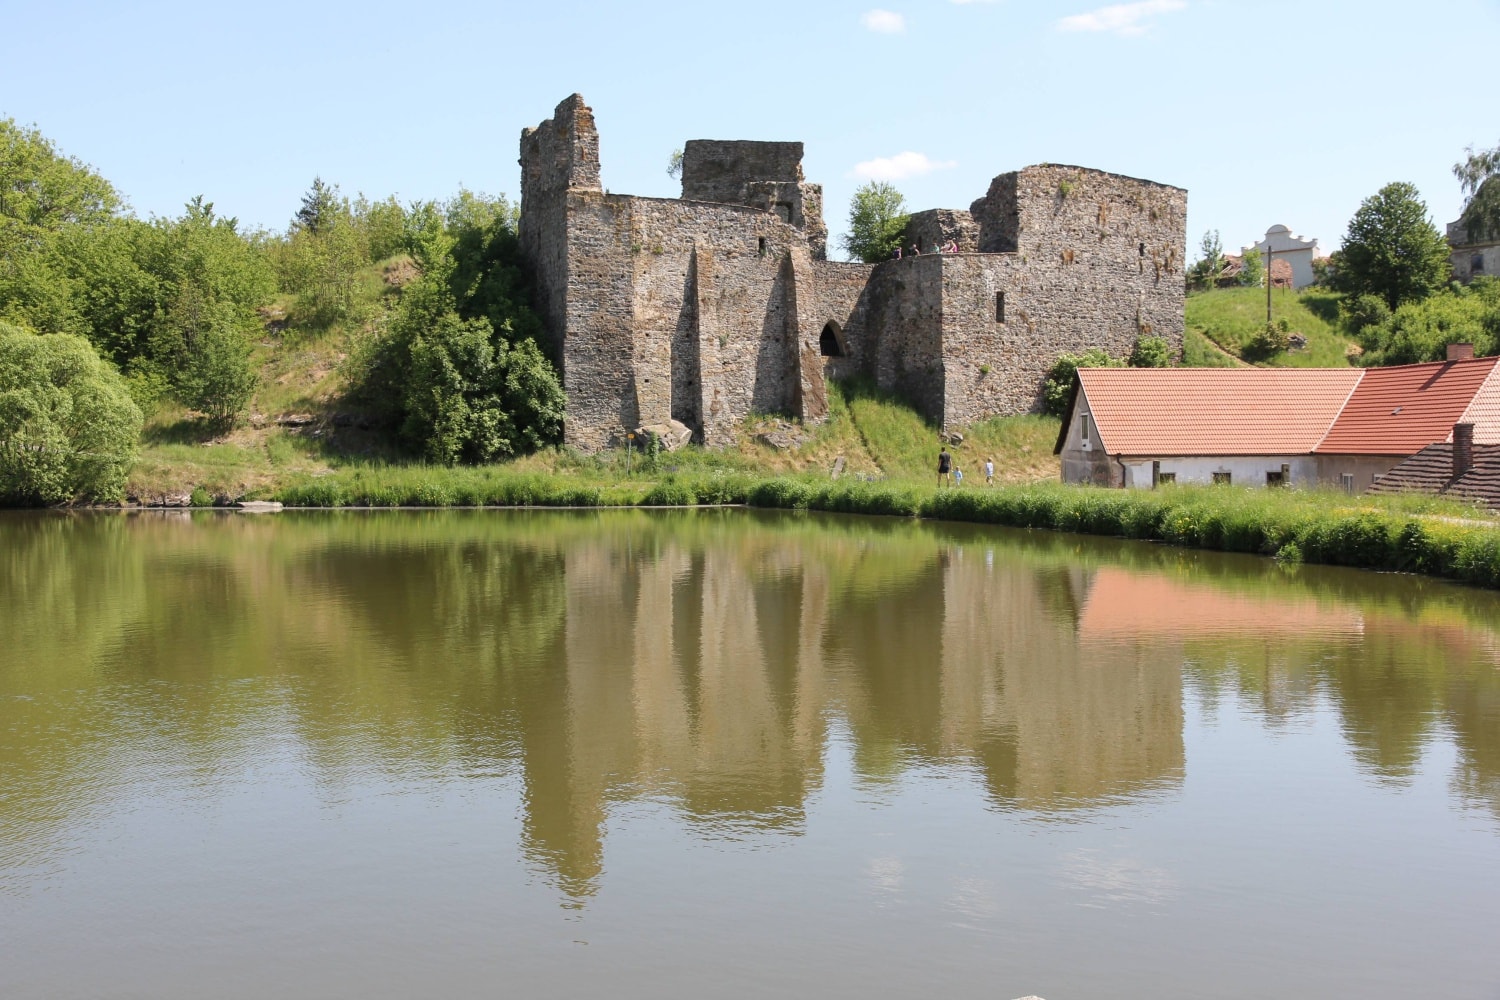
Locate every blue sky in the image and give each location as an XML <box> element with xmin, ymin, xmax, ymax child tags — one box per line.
<box><xmin>4</xmin><ymin>0</ymin><xmax>1497</xmax><ymax>260</ymax></box>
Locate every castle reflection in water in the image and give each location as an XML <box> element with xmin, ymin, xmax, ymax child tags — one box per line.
<box><xmin>2</xmin><ymin>510</ymin><xmax>1497</xmax><ymax>900</ymax></box>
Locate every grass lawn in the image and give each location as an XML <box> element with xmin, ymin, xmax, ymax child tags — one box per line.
<box><xmin>1185</xmin><ymin>286</ymin><xmax>1355</xmax><ymax>367</ymax></box>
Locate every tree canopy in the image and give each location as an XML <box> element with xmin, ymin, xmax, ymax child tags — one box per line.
<box><xmin>0</xmin><ymin>326</ymin><xmax>142</xmax><ymax>505</ymax></box>
<box><xmin>1454</xmin><ymin>142</ymin><xmax>1500</xmax><ymax>243</ymax></box>
<box><xmin>841</xmin><ymin>182</ymin><xmax>909</xmax><ymax>263</ymax></box>
<box><xmin>1333</xmin><ymin>182</ymin><xmax>1451</xmax><ymax>311</ymax></box>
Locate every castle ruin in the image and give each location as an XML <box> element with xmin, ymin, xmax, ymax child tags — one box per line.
<box><xmin>519</xmin><ymin>94</ymin><xmax>1187</xmax><ymax>452</ymax></box>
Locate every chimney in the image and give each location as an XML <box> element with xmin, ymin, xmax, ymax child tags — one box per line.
<box><xmin>1453</xmin><ymin>422</ymin><xmax>1475</xmax><ymax>479</ymax></box>
<box><xmin>1447</xmin><ymin>343</ymin><xmax>1475</xmax><ymax>361</ymax></box>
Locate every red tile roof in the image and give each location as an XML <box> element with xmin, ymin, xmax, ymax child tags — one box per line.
<box><xmin>1315</xmin><ymin>357</ymin><xmax>1500</xmax><ymax>454</ymax></box>
<box><xmin>1077</xmin><ymin>368</ymin><xmax>1362</xmax><ymax>457</ymax></box>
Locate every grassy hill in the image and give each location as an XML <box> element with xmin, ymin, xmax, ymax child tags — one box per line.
<box><xmin>1185</xmin><ymin>286</ymin><xmax>1356</xmax><ymax>367</ymax></box>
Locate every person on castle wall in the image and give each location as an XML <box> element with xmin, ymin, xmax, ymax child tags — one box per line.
<box><xmin>910</xmin><ymin>243</ymin><xmax>921</xmax><ymax>256</ymax></box>
<box><xmin>937</xmin><ymin>446</ymin><xmax>951</xmax><ymax>487</ymax></box>
<box><xmin>944</xmin><ymin>240</ymin><xmax>959</xmax><ymax>254</ymax></box>
<box><xmin>893</xmin><ymin>245</ymin><xmax>902</xmax><ymax>260</ymax></box>
<box><xmin>984</xmin><ymin>457</ymin><xmax>995</xmax><ymax>486</ymax></box>
<box><xmin>930</xmin><ymin>242</ymin><xmax>942</xmax><ymax>255</ymax></box>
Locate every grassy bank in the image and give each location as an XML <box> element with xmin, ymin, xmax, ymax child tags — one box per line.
<box><xmin>267</xmin><ymin>472</ymin><xmax>1500</xmax><ymax>591</ymax></box>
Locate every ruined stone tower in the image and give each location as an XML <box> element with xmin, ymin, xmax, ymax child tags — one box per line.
<box><xmin>518</xmin><ymin>94</ymin><xmax>1187</xmax><ymax>452</ymax></box>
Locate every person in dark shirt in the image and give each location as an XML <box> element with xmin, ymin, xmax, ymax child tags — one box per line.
<box><xmin>937</xmin><ymin>447</ymin><xmax>951</xmax><ymax>487</ymax></box>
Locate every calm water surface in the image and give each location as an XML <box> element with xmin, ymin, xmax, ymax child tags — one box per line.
<box><xmin>2</xmin><ymin>509</ymin><xmax>1498</xmax><ymax>999</ymax></box>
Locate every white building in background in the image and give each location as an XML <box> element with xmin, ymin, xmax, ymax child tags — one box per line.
<box><xmin>1246</xmin><ymin>224</ymin><xmax>1322</xmax><ymax>289</ymax></box>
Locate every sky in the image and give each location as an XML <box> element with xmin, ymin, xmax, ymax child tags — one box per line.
<box><xmin>4</xmin><ymin>0</ymin><xmax>1498</xmax><ymax>261</ymax></box>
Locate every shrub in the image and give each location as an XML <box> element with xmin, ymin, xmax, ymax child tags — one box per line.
<box><xmin>0</xmin><ymin>328</ymin><xmax>143</xmax><ymax>505</ymax></box>
<box><xmin>1128</xmin><ymin>335</ymin><xmax>1171</xmax><ymax>368</ymax></box>
<box><xmin>1243</xmin><ymin>322</ymin><xmax>1290</xmax><ymax>361</ymax></box>
<box><xmin>1042</xmin><ymin>348</ymin><xmax>1120</xmax><ymax>416</ymax></box>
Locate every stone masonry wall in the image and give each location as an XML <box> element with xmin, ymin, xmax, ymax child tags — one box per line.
<box><xmin>934</xmin><ymin>165</ymin><xmax>1187</xmax><ymax>425</ymax></box>
<box><xmin>903</xmin><ymin>209</ymin><xmax>979</xmax><ymax>255</ymax></box>
<box><xmin>681</xmin><ymin>140</ymin><xmax>828</xmax><ymax>259</ymax></box>
<box><xmin>559</xmin><ymin>192</ymin><xmax>809</xmax><ymax>451</ymax></box>
<box><xmin>519</xmin><ymin>95</ymin><xmax>602</xmax><ymax>364</ymax></box>
<box><xmin>519</xmin><ymin>95</ymin><xmax>1187</xmax><ymax>452</ymax></box>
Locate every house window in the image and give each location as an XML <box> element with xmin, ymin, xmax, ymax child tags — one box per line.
<box><xmin>1157</xmin><ymin>472</ymin><xmax>1176</xmax><ymax>486</ymax></box>
<box><xmin>1340</xmin><ymin>473</ymin><xmax>1355</xmax><ymax>494</ymax></box>
<box><xmin>1473</xmin><ymin>253</ymin><xmax>1486</xmax><ymax>275</ymax></box>
<box><xmin>995</xmin><ymin>292</ymin><xmax>1005</xmax><ymax>323</ymax></box>
<box><xmin>1266</xmin><ymin>471</ymin><xmax>1285</xmax><ymax>487</ymax></box>
<box><xmin>1212</xmin><ymin>471</ymin><xmax>1232</xmax><ymax>485</ymax></box>
<box><xmin>1080</xmin><ymin>414</ymin><xmax>1092</xmax><ymax>447</ymax></box>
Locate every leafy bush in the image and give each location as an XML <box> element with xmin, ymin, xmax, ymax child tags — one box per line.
<box><xmin>1042</xmin><ymin>348</ymin><xmax>1120</xmax><ymax>416</ymax></box>
<box><xmin>0</xmin><ymin>328</ymin><xmax>142</xmax><ymax>505</ymax></box>
<box><xmin>1128</xmin><ymin>336</ymin><xmax>1171</xmax><ymax>368</ymax></box>
<box><xmin>1243</xmin><ymin>322</ymin><xmax>1290</xmax><ymax>361</ymax></box>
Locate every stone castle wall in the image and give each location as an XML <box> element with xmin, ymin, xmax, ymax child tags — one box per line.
<box><xmin>518</xmin><ymin>96</ymin><xmax>1186</xmax><ymax>451</ymax></box>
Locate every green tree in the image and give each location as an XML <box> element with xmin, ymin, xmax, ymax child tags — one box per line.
<box><xmin>1454</xmin><ymin>141</ymin><xmax>1500</xmax><ymax>242</ymax></box>
<box><xmin>1128</xmin><ymin>336</ymin><xmax>1171</xmax><ymax>368</ymax></box>
<box><xmin>0</xmin><ymin>118</ymin><xmax>120</xmax><ymax>232</ymax></box>
<box><xmin>1187</xmin><ymin>230</ymin><xmax>1223</xmax><ymax>290</ymax></box>
<box><xmin>1333</xmin><ymin>182</ymin><xmax>1451</xmax><ymax>311</ymax></box>
<box><xmin>1358</xmin><ymin>278</ymin><xmax>1500</xmax><ymax>366</ymax></box>
<box><xmin>164</xmin><ymin>292</ymin><xmax>258</xmax><ymax>428</ymax></box>
<box><xmin>344</xmin><ymin>193</ymin><xmax>564</xmax><ymax>462</ymax></box>
<box><xmin>1237</xmin><ymin>244</ymin><xmax>1264</xmax><ymax>288</ymax></box>
<box><xmin>294</xmin><ymin>176</ymin><xmax>339</xmax><ymax>235</ymax></box>
<box><xmin>841</xmin><ymin>181</ymin><xmax>909</xmax><ymax>263</ymax></box>
<box><xmin>0</xmin><ymin>325</ymin><xmax>142</xmax><ymax>505</ymax></box>
<box><xmin>666</xmin><ymin>148</ymin><xmax>684</xmax><ymax>181</ymax></box>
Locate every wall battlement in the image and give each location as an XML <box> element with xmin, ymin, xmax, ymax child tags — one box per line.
<box><xmin>517</xmin><ymin>95</ymin><xmax>1187</xmax><ymax>451</ymax></box>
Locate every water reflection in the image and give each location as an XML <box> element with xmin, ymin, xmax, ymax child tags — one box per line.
<box><xmin>2</xmin><ymin>509</ymin><xmax>1500</xmax><ymax>907</ymax></box>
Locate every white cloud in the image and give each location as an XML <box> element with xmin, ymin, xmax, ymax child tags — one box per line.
<box><xmin>850</xmin><ymin>151</ymin><xmax>958</xmax><ymax>181</ymax></box>
<box><xmin>950</xmin><ymin>0</ymin><xmax>1001</xmax><ymax>4</ymax></box>
<box><xmin>861</xmin><ymin>9</ymin><xmax>907</xmax><ymax>33</ymax></box>
<box><xmin>1057</xmin><ymin>0</ymin><xmax>1185</xmax><ymax>37</ymax></box>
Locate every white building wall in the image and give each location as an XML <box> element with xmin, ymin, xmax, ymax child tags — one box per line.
<box><xmin>1125</xmin><ymin>455</ymin><xmax>1319</xmax><ymax>489</ymax></box>
<box><xmin>1250</xmin><ymin>225</ymin><xmax>1321</xmax><ymax>289</ymax></box>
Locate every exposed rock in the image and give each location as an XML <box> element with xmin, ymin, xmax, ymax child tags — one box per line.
<box><xmin>831</xmin><ymin>455</ymin><xmax>846</xmax><ymax>479</ymax></box>
<box><xmin>161</xmin><ymin>492</ymin><xmax>192</xmax><ymax>508</ymax></box>
<box><xmin>634</xmin><ymin>419</ymin><xmax>694</xmax><ymax>452</ymax></box>
<box><xmin>755</xmin><ymin>420</ymin><xmax>812</xmax><ymax>451</ymax></box>
<box><xmin>236</xmin><ymin>501</ymin><xmax>284</xmax><ymax>513</ymax></box>
<box><xmin>1288</xmin><ymin>333</ymin><xmax>1308</xmax><ymax>349</ymax></box>
<box><xmin>276</xmin><ymin>413</ymin><xmax>316</xmax><ymax>427</ymax></box>
<box><xmin>944</xmin><ymin>431</ymin><xmax>965</xmax><ymax>445</ymax></box>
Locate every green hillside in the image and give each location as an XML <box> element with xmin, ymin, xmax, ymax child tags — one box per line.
<box><xmin>1185</xmin><ymin>287</ymin><xmax>1358</xmax><ymax>367</ymax></box>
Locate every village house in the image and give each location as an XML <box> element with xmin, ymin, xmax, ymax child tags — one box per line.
<box><xmin>1056</xmin><ymin>346</ymin><xmax>1500</xmax><ymax>491</ymax></box>
<box><xmin>1247</xmin><ymin>224</ymin><xmax>1323</xmax><ymax>289</ymax></box>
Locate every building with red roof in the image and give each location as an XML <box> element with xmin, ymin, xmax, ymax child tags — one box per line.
<box><xmin>1056</xmin><ymin>346</ymin><xmax>1500</xmax><ymax>491</ymax></box>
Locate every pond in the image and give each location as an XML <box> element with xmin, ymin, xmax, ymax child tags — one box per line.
<box><xmin>2</xmin><ymin>509</ymin><xmax>1497</xmax><ymax>999</ymax></box>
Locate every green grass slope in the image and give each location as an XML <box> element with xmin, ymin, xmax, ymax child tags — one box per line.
<box><xmin>1185</xmin><ymin>287</ymin><xmax>1356</xmax><ymax>367</ymax></box>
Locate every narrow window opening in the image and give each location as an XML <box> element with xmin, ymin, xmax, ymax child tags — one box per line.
<box><xmin>758</xmin><ymin>236</ymin><xmax>767</xmax><ymax>256</ymax></box>
<box><xmin>1473</xmin><ymin>253</ymin><xmax>1486</xmax><ymax>275</ymax></box>
<box><xmin>1080</xmin><ymin>413</ymin><xmax>1092</xmax><ymax>446</ymax></box>
<box><xmin>1340</xmin><ymin>473</ymin><xmax>1355</xmax><ymax>494</ymax></box>
<box><xmin>995</xmin><ymin>291</ymin><xmax>1006</xmax><ymax>323</ymax></box>
<box><xmin>819</xmin><ymin>322</ymin><xmax>845</xmax><ymax>358</ymax></box>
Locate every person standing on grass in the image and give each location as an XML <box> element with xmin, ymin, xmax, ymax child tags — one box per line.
<box><xmin>937</xmin><ymin>447</ymin><xmax>951</xmax><ymax>487</ymax></box>
<box><xmin>954</xmin><ymin>467</ymin><xmax>964</xmax><ymax>487</ymax></box>
<box><xmin>984</xmin><ymin>457</ymin><xmax>995</xmax><ymax>485</ymax></box>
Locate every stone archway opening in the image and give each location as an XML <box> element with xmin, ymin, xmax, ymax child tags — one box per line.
<box><xmin>819</xmin><ymin>321</ymin><xmax>846</xmax><ymax>358</ymax></box>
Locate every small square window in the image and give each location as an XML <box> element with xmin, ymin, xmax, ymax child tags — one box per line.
<box><xmin>1340</xmin><ymin>473</ymin><xmax>1355</xmax><ymax>494</ymax></box>
<box><xmin>1212</xmin><ymin>471</ymin><xmax>1232</xmax><ymax>485</ymax></box>
<box><xmin>1157</xmin><ymin>472</ymin><xmax>1176</xmax><ymax>486</ymax></box>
